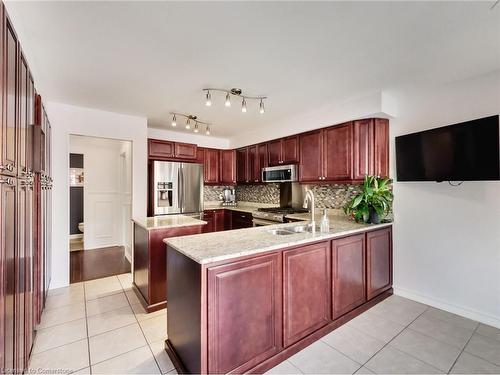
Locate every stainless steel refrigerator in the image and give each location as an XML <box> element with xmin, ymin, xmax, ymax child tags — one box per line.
<box><xmin>152</xmin><ymin>161</ymin><xmax>203</xmax><ymax>216</ymax></box>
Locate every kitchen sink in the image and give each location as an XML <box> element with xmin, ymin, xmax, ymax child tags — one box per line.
<box><xmin>285</xmin><ymin>224</ymin><xmax>320</xmax><ymax>233</ymax></box>
<box><xmin>267</xmin><ymin>229</ymin><xmax>295</xmax><ymax>236</ymax></box>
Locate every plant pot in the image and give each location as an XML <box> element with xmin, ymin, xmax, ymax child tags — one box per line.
<box><xmin>369</xmin><ymin>208</ymin><xmax>381</xmax><ymax>224</ymax></box>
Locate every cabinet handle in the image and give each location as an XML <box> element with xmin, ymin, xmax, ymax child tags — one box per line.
<box><xmin>0</xmin><ymin>177</ymin><xmax>14</xmax><ymax>186</ymax></box>
<box><xmin>6</xmin><ymin>164</ymin><xmax>14</xmax><ymax>172</ymax></box>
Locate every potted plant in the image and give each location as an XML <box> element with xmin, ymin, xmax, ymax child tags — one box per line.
<box><xmin>344</xmin><ymin>175</ymin><xmax>393</xmax><ymax>224</ymax></box>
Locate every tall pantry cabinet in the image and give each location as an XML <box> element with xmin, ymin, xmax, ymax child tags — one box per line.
<box><xmin>0</xmin><ymin>2</ymin><xmax>53</xmax><ymax>373</ymax></box>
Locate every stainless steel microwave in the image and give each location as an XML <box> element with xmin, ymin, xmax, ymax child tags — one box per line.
<box><xmin>261</xmin><ymin>164</ymin><xmax>298</xmax><ymax>183</ymax></box>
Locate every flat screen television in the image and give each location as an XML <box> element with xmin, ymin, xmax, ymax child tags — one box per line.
<box><xmin>396</xmin><ymin>115</ymin><xmax>500</xmax><ymax>182</ymax></box>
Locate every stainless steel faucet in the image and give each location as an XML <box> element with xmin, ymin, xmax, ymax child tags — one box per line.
<box><xmin>303</xmin><ymin>189</ymin><xmax>316</xmax><ymax>233</ymax></box>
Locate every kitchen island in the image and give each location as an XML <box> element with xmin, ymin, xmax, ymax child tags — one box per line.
<box><xmin>132</xmin><ymin>215</ymin><xmax>206</xmax><ymax>312</ymax></box>
<box><xmin>164</xmin><ymin>216</ymin><xmax>393</xmax><ymax>374</ymax></box>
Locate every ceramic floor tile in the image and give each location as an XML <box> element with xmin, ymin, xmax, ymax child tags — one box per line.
<box><xmin>48</xmin><ymin>282</ymin><xmax>84</xmax><ymax>297</ymax></box>
<box><xmin>87</xmin><ymin>305</ymin><xmax>137</xmax><ymax>337</ymax></box>
<box><xmin>117</xmin><ymin>272</ymin><xmax>133</xmax><ymax>290</ymax></box>
<box><xmin>89</xmin><ymin>323</ymin><xmax>147</xmax><ymax>364</ymax></box>
<box><xmin>71</xmin><ymin>366</ymin><xmax>91</xmax><ymax>374</ymax></box>
<box><xmin>131</xmin><ymin>303</ymin><xmax>167</xmax><ymax>322</ymax></box>
<box><xmin>33</xmin><ymin>318</ymin><xmax>87</xmax><ymax>354</ymax></box>
<box><xmin>464</xmin><ymin>333</ymin><xmax>500</xmax><ymax>366</ymax></box>
<box><xmin>288</xmin><ymin>340</ymin><xmax>360</xmax><ymax>374</ymax></box>
<box><xmin>476</xmin><ymin>323</ymin><xmax>500</xmax><ymax>343</ymax></box>
<box><xmin>86</xmin><ymin>292</ymin><xmax>129</xmax><ymax>317</ymax></box>
<box><xmin>45</xmin><ymin>285</ymin><xmax>85</xmax><ymax>310</ymax></box>
<box><xmin>347</xmin><ymin>310</ymin><xmax>406</xmax><ymax>343</ymax></box>
<box><xmin>29</xmin><ymin>339</ymin><xmax>89</xmax><ymax>373</ymax></box>
<box><xmin>38</xmin><ymin>302</ymin><xmax>86</xmax><ymax>329</ymax></box>
<box><xmin>409</xmin><ymin>313</ymin><xmax>474</xmax><ymax>349</ymax></box>
<box><xmin>85</xmin><ymin>276</ymin><xmax>123</xmax><ymax>300</ymax></box>
<box><xmin>149</xmin><ymin>340</ymin><xmax>175</xmax><ymax>374</ymax></box>
<box><xmin>321</xmin><ymin>324</ymin><xmax>385</xmax><ymax>364</ymax></box>
<box><xmin>365</xmin><ymin>345</ymin><xmax>443</xmax><ymax>374</ymax></box>
<box><xmin>368</xmin><ymin>295</ymin><xmax>428</xmax><ymax>325</ymax></box>
<box><xmin>354</xmin><ymin>366</ymin><xmax>375</xmax><ymax>374</ymax></box>
<box><xmin>265</xmin><ymin>360</ymin><xmax>302</xmax><ymax>374</ymax></box>
<box><xmin>139</xmin><ymin>315</ymin><xmax>168</xmax><ymax>344</ymax></box>
<box><xmin>91</xmin><ymin>345</ymin><xmax>161</xmax><ymax>374</ymax></box>
<box><xmin>390</xmin><ymin>328</ymin><xmax>462</xmax><ymax>372</ymax></box>
<box><xmin>450</xmin><ymin>351</ymin><xmax>500</xmax><ymax>374</ymax></box>
<box><xmin>422</xmin><ymin>308</ymin><xmax>479</xmax><ymax>331</ymax></box>
<box><xmin>125</xmin><ymin>289</ymin><xmax>142</xmax><ymax>305</ymax></box>
<box><xmin>167</xmin><ymin>370</ymin><xmax>178</xmax><ymax>374</ymax></box>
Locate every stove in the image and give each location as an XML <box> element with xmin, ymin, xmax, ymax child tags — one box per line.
<box><xmin>252</xmin><ymin>207</ymin><xmax>309</xmax><ymax>225</ymax></box>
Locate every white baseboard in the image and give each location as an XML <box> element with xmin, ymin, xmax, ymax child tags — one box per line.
<box><xmin>394</xmin><ymin>286</ymin><xmax>500</xmax><ymax>329</ymax></box>
<box><xmin>69</xmin><ymin>234</ymin><xmax>83</xmax><ymax>240</ymax></box>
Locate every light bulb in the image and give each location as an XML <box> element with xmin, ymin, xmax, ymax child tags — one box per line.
<box><xmin>206</xmin><ymin>125</ymin><xmax>211</xmax><ymax>135</ymax></box>
<box><xmin>241</xmin><ymin>98</ymin><xmax>247</xmax><ymax>113</ymax></box>
<box><xmin>205</xmin><ymin>90</ymin><xmax>212</xmax><ymax>106</ymax></box>
<box><xmin>225</xmin><ymin>93</ymin><xmax>231</xmax><ymax>107</ymax></box>
<box><xmin>185</xmin><ymin>118</ymin><xmax>191</xmax><ymax>130</ymax></box>
<box><xmin>259</xmin><ymin>100</ymin><xmax>265</xmax><ymax>114</ymax></box>
<box><xmin>194</xmin><ymin>123</ymin><xmax>199</xmax><ymax>133</ymax></box>
<box><xmin>171</xmin><ymin>114</ymin><xmax>177</xmax><ymax>126</ymax></box>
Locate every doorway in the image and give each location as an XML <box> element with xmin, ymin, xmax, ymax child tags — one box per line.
<box><xmin>68</xmin><ymin>135</ymin><xmax>133</xmax><ymax>283</ymax></box>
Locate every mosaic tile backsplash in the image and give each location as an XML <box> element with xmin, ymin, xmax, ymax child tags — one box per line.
<box><xmin>204</xmin><ymin>183</ymin><xmax>362</xmax><ymax>209</ymax></box>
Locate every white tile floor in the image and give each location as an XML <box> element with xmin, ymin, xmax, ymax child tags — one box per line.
<box><xmin>30</xmin><ymin>274</ymin><xmax>500</xmax><ymax>374</ymax></box>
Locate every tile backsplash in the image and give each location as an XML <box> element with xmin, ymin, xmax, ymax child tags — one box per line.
<box><xmin>204</xmin><ymin>183</ymin><xmax>362</xmax><ymax>209</ymax></box>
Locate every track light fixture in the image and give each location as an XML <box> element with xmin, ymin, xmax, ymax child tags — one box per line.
<box><xmin>202</xmin><ymin>87</ymin><xmax>267</xmax><ymax>114</ymax></box>
<box><xmin>170</xmin><ymin>112</ymin><xmax>213</xmax><ymax>136</ymax></box>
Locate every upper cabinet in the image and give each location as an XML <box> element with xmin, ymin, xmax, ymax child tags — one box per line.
<box><xmin>220</xmin><ymin>149</ymin><xmax>236</xmax><ymax>185</ymax></box>
<box><xmin>236</xmin><ymin>147</ymin><xmax>248</xmax><ymax>184</ymax></box>
<box><xmin>203</xmin><ymin>148</ymin><xmax>220</xmax><ymax>185</ymax></box>
<box><xmin>267</xmin><ymin>136</ymin><xmax>299</xmax><ymax>166</ymax></box>
<box><xmin>235</xmin><ymin>143</ymin><xmax>267</xmax><ymax>184</ymax></box>
<box><xmin>148</xmin><ymin>138</ymin><xmax>197</xmax><ymax>161</ymax></box>
<box><xmin>353</xmin><ymin>119</ymin><xmax>389</xmax><ymax>180</ymax></box>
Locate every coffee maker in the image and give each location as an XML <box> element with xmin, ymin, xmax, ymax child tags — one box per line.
<box><xmin>220</xmin><ymin>186</ymin><xmax>236</xmax><ymax>206</ymax></box>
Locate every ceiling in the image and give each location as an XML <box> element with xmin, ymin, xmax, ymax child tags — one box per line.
<box><xmin>6</xmin><ymin>1</ymin><xmax>500</xmax><ymax>139</ymax></box>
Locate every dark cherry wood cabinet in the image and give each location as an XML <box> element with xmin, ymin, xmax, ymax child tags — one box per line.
<box><xmin>235</xmin><ymin>144</ymin><xmax>266</xmax><ymax>184</ymax></box>
<box><xmin>202</xmin><ymin>210</ymin><xmax>225</xmax><ymax>233</ymax></box>
<box><xmin>353</xmin><ymin>119</ymin><xmax>389</xmax><ymax>180</ymax></box>
<box><xmin>230</xmin><ymin>210</ymin><xmax>253</xmax><ymax>229</ymax></box>
<box><xmin>256</xmin><ymin>143</ymin><xmax>268</xmax><ymax>182</ymax></box>
<box><xmin>323</xmin><ymin>122</ymin><xmax>352</xmax><ymax>181</ymax></box>
<box><xmin>267</xmin><ymin>136</ymin><xmax>299</xmax><ymax>166</ymax></box>
<box><xmin>299</xmin><ymin>130</ymin><xmax>323</xmax><ymax>182</ymax></box>
<box><xmin>148</xmin><ymin>138</ymin><xmax>197</xmax><ymax>161</ymax></box>
<box><xmin>219</xmin><ymin>149</ymin><xmax>236</xmax><ymax>185</ymax></box>
<box><xmin>332</xmin><ymin>233</ymin><xmax>366</xmax><ymax>319</ymax></box>
<box><xmin>367</xmin><ymin>227</ymin><xmax>392</xmax><ymax>300</ymax></box>
<box><xmin>203</xmin><ymin>148</ymin><xmax>219</xmax><ymax>184</ymax></box>
<box><xmin>283</xmin><ymin>242</ymin><xmax>331</xmax><ymax>347</ymax></box>
<box><xmin>236</xmin><ymin>147</ymin><xmax>248</xmax><ymax>184</ymax></box>
<box><xmin>207</xmin><ymin>253</ymin><xmax>282</xmax><ymax>374</ymax></box>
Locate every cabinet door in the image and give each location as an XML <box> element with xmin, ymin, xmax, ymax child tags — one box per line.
<box><xmin>202</xmin><ymin>211</ymin><xmax>214</xmax><ymax>233</ymax></box>
<box><xmin>283</xmin><ymin>242</ymin><xmax>331</xmax><ymax>347</ymax></box>
<box><xmin>204</xmin><ymin>148</ymin><xmax>219</xmax><ymax>184</ymax></box>
<box><xmin>2</xmin><ymin>18</ymin><xmax>18</xmax><ymax>176</ymax></box>
<box><xmin>148</xmin><ymin>139</ymin><xmax>174</xmax><ymax>159</ymax></box>
<box><xmin>230</xmin><ymin>210</ymin><xmax>253</xmax><ymax>229</ymax></box>
<box><xmin>281</xmin><ymin>136</ymin><xmax>299</xmax><ymax>164</ymax></box>
<box><xmin>323</xmin><ymin>123</ymin><xmax>352</xmax><ymax>181</ymax></box>
<box><xmin>214</xmin><ymin>210</ymin><xmax>225</xmax><ymax>232</ymax></box>
<box><xmin>299</xmin><ymin>130</ymin><xmax>323</xmax><ymax>182</ymax></box>
<box><xmin>16</xmin><ymin>180</ymin><xmax>27</xmax><ymax>370</ymax></box>
<box><xmin>174</xmin><ymin>142</ymin><xmax>197</xmax><ymax>159</ymax></box>
<box><xmin>256</xmin><ymin>143</ymin><xmax>268</xmax><ymax>182</ymax></box>
<box><xmin>208</xmin><ymin>253</ymin><xmax>282</xmax><ymax>374</ymax></box>
<box><xmin>373</xmin><ymin>119</ymin><xmax>389</xmax><ymax>178</ymax></box>
<box><xmin>236</xmin><ymin>148</ymin><xmax>248</xmax><ymax>184</ymax></box>
<box><xmin>353</xmin><ymin>119</ymin><xmax>373</xmax><ymax>180</ymax></box>
<box><xmin>18</xmin><ymin>53</ymin><xmax>28</xmax><ymax>178</ymax></box>
<box><xmin>194</xmin><ymin>146</ymin><xmax>205</xmax><ymax>164</ymax></box>
<box><xmin>220</xmin><ymin>150</ymin><xmax>236</xmax><ymax>184</ymax></box>
<box><xmin>248</xmin><ymin>145</ymin><xmax>258</xmax><ymax>183</ymax></box>
<box><xmin>332</xmin><ymin>234</ymin><xmax>366</xmax><ymax>319</ymax></box>
<box><xmin>367</xmin><ymin>228</ymin><xmax>392</xmax><ymax>300</ymax></box>
<box><xmin>1</xmin><ymin>178</ymin><xmax>16</xmax><ymax>371</ymax></box>
<box><xmin>267</xmin><ymin>140</ymin><xmax>282</xmax><ymax>166</ymax></box>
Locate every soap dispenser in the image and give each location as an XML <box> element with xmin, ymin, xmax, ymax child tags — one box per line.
<box><xmin>320</xmin><ymin>209</ymin><xmax>330</xmax><ymax>233</ymax></box>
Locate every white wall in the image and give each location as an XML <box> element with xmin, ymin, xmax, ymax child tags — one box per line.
<box><xmin>148</xmin><ymin>127</ymin><xmax>230</xmax><ymax>149</ymax></box>
<box><xmin>69</xmin><ymin>136</ymin><xmax>132</xmax><ymax>252</ymax></box>
<box><xmin>47</xmin><ymin>102</ymin><xmax>147</xmax><ymax>289</ymax></box>
<box><xmin>388</xmin><ymin>71</ymin><xmax>500</xmax><ymax>328</ymax></box>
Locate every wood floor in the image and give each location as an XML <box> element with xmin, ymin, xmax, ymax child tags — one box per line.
<box><xmin>70</xmin><ymin>246</ymin><xmax>131</xmax><ymax>284</ymax></box>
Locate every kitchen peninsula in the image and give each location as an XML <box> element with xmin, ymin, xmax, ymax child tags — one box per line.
<box><xmin>164</xmin><ymin>216</ymin><xmax>393</xmax><ymax>374</ymax></box>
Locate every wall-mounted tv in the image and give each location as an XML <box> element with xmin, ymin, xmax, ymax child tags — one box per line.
<box><xmin>396</xmin><ymin>115</ymin><xmax>499</xmax><ymax>182</ymax></box>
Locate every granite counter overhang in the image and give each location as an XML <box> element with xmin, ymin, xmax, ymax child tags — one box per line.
<box><xmin>132</xmin><ymin>215</ymin><xmax>207</xmax><ymax>231</ymax></box>
<box><xmin>165</xmin><ymin>216</ymin><xmax>392</xmax><ymax>265</ymax></box>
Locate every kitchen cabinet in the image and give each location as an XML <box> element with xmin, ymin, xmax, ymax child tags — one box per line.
<box><xmin>353</xmin><ymin>119</ymin><xmax>389</xmax><ymax>180</ymax></box>
<box><xmin>194</xmin><ymin>146</ymin><xmax>204</xmax><ymax>164</ymax></box>
<box><xmin>256</xmin><ymin>143</ymin><xmax>268</xmax><ymax>182</ymax></box>
<box><xmin>323</xmin><ymin>122</ymin><xmax>352</xmax><ymax>181</ymax></box>
<box><xmin>202</xmin><ymin>210</ymin><xmax>225</xmax><ymax>233</ymax></box>
<box><xmin>235</xmin><ymin>144</ymin><xmax>266</xmax><ymax>184</ymax></box>
<box><xmin>147</xmin><ymin>138</ymin><xmax>197</xmax><ymax>161</ymax></box>
<box><xmin>220</xmin><ymin>149</ymin><xmax>236</xmax><ymax>185</ymax></box>
<box><xmin>332</xmin><ymin>233</ymin><xmax>366</xmax><ymax>319</ymax></box>
<box><xmin>236</xmin><ymin>147</ymin><xmax>248</xmax><ymax>183</ymax></box>
<box><xmin>299</xmin><ymin>130</ymin><xmax>323</xmax><ymax>182</ymax></box>
<box><xmin>203</xmin><ymin>148</ymin><xmax>219</xmax><ymax>184</ymax></box>
<box><xmin>268</xmin><ymin>136</ymin><xmax>299</xmax><ymax>166</ymax></box>
<box><xmin>230</xmin><ymin>210</ymin><xmax>253</xmax><ymax>229</ymax></box>
<box><xmin>283</xmin><ymin>242</ymin><xmax>331</xmax><ymax>347</ymax></box>
<box><xmin>207</xmin><ymin>253</ymin><xmax>282</xmax><ymax>374</ymax></box>
<box><xmin>366</xmin><ymin>227</ymin><xmax>392</xmax><ymax>300</ymax></box>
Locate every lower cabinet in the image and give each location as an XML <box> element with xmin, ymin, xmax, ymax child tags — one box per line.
<box><xmin>230</xmin><ymin>210</ymin><xmax>253</xmax><ymax>229</ymax></box>
<box><xmin>202</xmin><ymin>210</ymin><xmax>226</xmax><ymax>233</ymax></box>
<box><xmin>207</xmin><ymin>253</ymin><xmax>282</xmax><ymax>374</ymax></box>
<box><xmin>367</xmin><ymin>227</ymin><xmax>392</xmax><ymax>300</ymax></box>
<box><xmin>283</xmin><ymin>242</ymin><xmax>331</xmax><ymax>347</ymax></box>
<box><xmin>332</xmin><ymin>234</ymin><xmax>366</xmax><ymax>319</ymax></box>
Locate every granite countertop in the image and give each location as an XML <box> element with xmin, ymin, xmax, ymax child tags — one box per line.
<box><xmin>133</xmin><ymin>215</ymin><xmax>207</xmax><ymax>231</ymax></box>
<box><xmin>203</xmin><ymin>201</ymin><xmax>278</xmax><ymax>213</ymax></box>
<box><xmin>165</xmin><ymin>215</ymin><xmax>392</xmax><ymax>264</ymax></box>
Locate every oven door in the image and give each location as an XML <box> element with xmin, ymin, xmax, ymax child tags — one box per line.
<box><xmin>252</xmin><ymin>218</ymin><xmax>279</xmax><ymax>227</ymax></box>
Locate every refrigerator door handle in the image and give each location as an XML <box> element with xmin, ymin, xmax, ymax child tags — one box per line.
<box><xmin>179</xmin><ymin>165</ymin><xmax>184</xmax><ymax>212</ymax></box>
